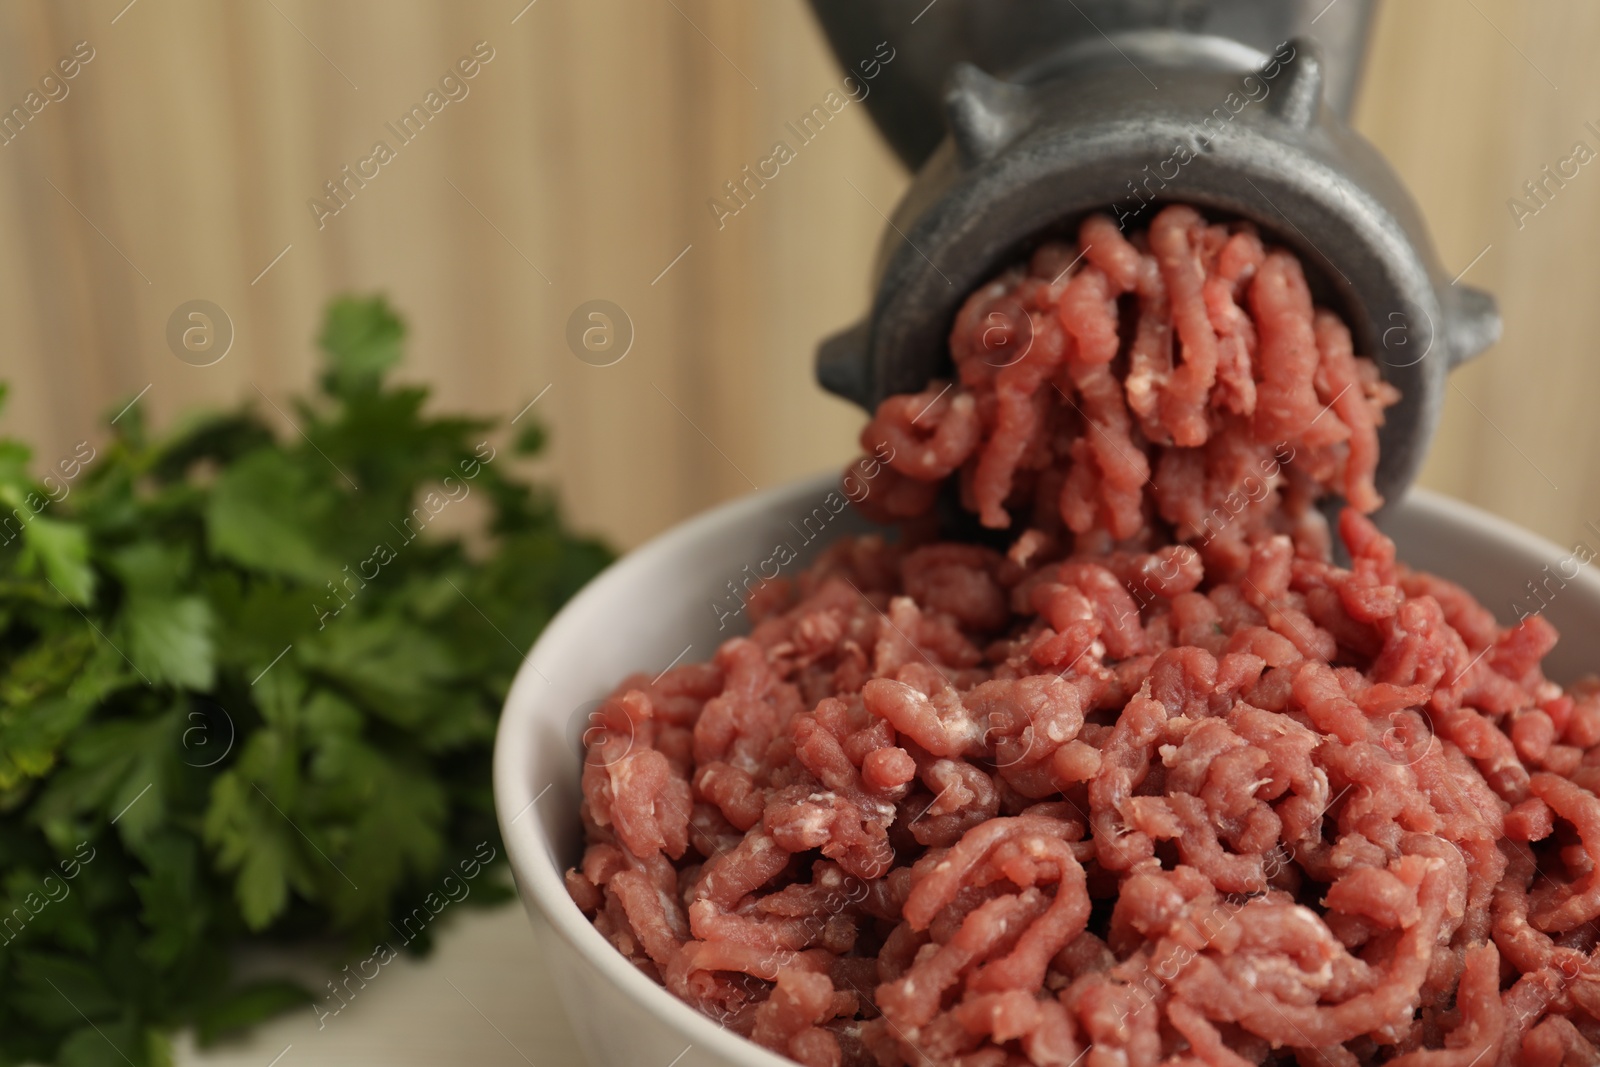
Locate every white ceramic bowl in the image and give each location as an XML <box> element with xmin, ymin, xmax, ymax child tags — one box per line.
<box><xmin>494</xmin><ymin>474</ymin><xmax>1600</xmax><ymax>1067</ymax></box>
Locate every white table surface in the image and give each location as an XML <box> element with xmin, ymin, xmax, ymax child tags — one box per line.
<box><xmin>174</xmin><ymin>904</ymin><xmax>590</xmax><ymax>1067</ymax></box>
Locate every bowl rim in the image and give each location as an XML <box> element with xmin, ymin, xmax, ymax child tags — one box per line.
<box><xmin>492</xmin><ymin>477</ymin><xmax>1582</xmax><ymax>1066</ymax></box>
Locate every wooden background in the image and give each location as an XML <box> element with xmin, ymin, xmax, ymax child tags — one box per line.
<box><xmin>0</xmin><ymin>0</ymin><xmax>1594</xmax><ymax>562</ymax></box>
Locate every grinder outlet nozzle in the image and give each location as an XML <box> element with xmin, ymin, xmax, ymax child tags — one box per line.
<box><xmin>809</xmin><ymin>0</ymin><xmax>1499</xmax><ymax>510</ymax></box>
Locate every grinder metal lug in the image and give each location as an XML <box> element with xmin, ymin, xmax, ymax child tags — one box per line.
<box><xmin>944</xmin><ymin>63</ymin><xmax>1036</xmax><ymax>166</ymax></box>
<box><xmin>1267</xmin><ymin>39</ymin><xmax>1324</xmax><ymax>128</ymax></box>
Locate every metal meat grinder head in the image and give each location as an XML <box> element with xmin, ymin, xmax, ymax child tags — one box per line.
<box><xmin>808</xmin><ymin>0</ymin><xmax>1499</xmax><ymax>508</ymax></box>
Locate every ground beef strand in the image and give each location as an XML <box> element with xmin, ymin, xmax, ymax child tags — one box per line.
<box><xmin>567</xmin><ymin>206</ymin><xmax>1598</xmax><ymax>1067</ymax></box>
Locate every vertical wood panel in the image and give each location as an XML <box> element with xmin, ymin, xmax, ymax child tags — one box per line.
<box><xmin>1358</xmin><ymin>0</ymin><xmax>1600</xmax><ymax>551</ymax></box>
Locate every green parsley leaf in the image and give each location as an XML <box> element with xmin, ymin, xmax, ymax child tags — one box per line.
<box><xmin>19</xmin><ymin>517</ymin><xmax>96</xmax><ymax>606</ymax></box>
<box><xmin>205</xmin><ymin>450</ymin><xmax>338</xmax><ymax>583</ymax></box>
<box><xmin>318</xmin><ymin>296</ymin><xmax>404</xmax><ymax>398</ymax></box>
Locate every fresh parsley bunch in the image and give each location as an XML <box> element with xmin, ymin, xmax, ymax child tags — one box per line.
<box><xmin>0</xmin><ymin>297</ymin><xmax>611</xmax><ymax>1066</ymax></box>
